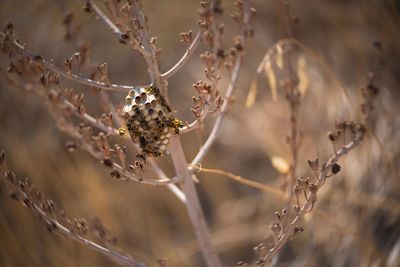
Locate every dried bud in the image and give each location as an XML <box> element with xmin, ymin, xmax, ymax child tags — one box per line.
<box><xmin>65</xmin><ymin>141</ymin><xmax>77</xmax><ymax>152</ymax></box>
<box><xmin>180</xmin><ymin>30</ymin><xmax>193</xmax><ymax>43</ymax></box>
<box><xmin>63</xmin><ymin>58</ymin><xmax>72</xmax><ymax>73</ymax></box>
<box><xmin>119</xmin><ymin>33</ymin><xmax>129</xmax><ymax>44</ymax></box>
<box><xmin>294</xmin><ymin>226</ymin><xmax>304</xmax><ymax>234</ymax></box>
<box><xmin>234</xmin><ymin>37</ymin><xmax>244</xmax><ymax>51</ymax></box>
<box><xmin>327</xmin><ymin>130</ymin><xmax>341</xmax><ymax>142</ymax></box>
<box><xmin>309</xmin><ymin>183</ymin><xmax>318</xmax><ymax>193</ymax></box>
<box><xmin>331</xmin><ymin>163</ymin><xmax>341</xmax><ymax>174</ymax></box>
<box><xmin>307</xmin><ymin>158</ymin><xmax>319</xmax><ymax>171</ymax></box>
<box><xmin>102</xmin><ymin>158</ymin><xmax>113</xmax><ymax>168</ymax></box>
<box><xmin>83</xmin><ymin>2</ymin><xmax>92</xmax><ymax>13</ymax></box>
<box><xmin>110</xmin><ymin>170</ymin><xmax>121</xmax><ymax>179</ymax></box>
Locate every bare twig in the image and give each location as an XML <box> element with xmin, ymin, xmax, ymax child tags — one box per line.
<box><xmin>191</xmin><ymin>55</ymin><xmax>242</xmax><ymax>165</ymax></box>
<box><xmin>190</xmin><ymin>165</ymin><xmax>286</xmax><ymax>198</ymax></box>
<box><xmin>262</xmin><ymin>133</ymin><xmax>364</xmax><ymax>262</ymax></box>
<box><xmin>0</xmin><ymin>68</ymin><xmax>120</xmax><ymax>136</ymax></box>
<box><xmin>149</xmin><ymin>158</ymin><xmax>187</xmax><ymax>203</ymax></box>
<box><xmin>87</xmin><ymin>0</ymin><xmax>127</xmax><ymax>41</ymax></box>
<box><xmin>161</xmin><ymin>31</ymin><xmax>201</xmax><ymax>79</ymax></box>
<box><xmin>191</xmin><ymin>0</ymin><xmax>251</xmax><ymax>165</ymax></box>
<box><xmin>0</xmin><ymin>159</ymin><xmax>146</xmax><ymax>267</ymax></box>
<box><xmin>179</xmin><ymin>106</ymin><xmax>209</xmax><ymax>134</ymax></box>
<box><xmin>65</xmin><ymin>124</ymin><xmax>180</xmax><ymax>186</ymax></box>
<box><xmin>128</xmin><ymin>0</ymin><xmax>162</xmax><ymax>87</ymax></box>
<box><xmin>0</xmin><ymin>32</ymin><xmax>145</xmax><ymax>92</ymax></box>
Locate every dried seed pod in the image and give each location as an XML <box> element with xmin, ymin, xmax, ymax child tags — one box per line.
<box><xmin>122</xmin><ymin>86</ymin><xmax>182</xmax><ymax>157</ymax></box>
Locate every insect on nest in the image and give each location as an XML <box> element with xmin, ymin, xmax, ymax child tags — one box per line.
<box><xmin>122</xmin><ymin>86</ymin><xmax>183</xmax><ymax>157</ymax></box>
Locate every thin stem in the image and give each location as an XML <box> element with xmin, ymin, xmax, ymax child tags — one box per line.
<box><xmin>1</xmin><ymin>69</ymin><xmax>120</xmax><ymax>135</ymax></box>
<box><xmin>179</xmin><ymin>107</ymin><xmax>209</xmax><ymax>134</ymax></box>
<box><xmin>191</xmin><ymin>0</ymin><xmax>251</xmax><ymax>165</ymax></box>
<box><xmin>129</xmin><ymin>0</ymin><xmax>161</xmax><ymax>87</ymax></box>
<box><xmin>190</xmin><ymin>165</ymin><xmax>286</xmax><ymax>199</ymax></box>
<box><xmin>161</xmin><ymin>31</ymin><xmax>201</xmax><ymax>79</ymax></box>
<box><xmin>262</xmin><ymin>135</ymin><xmax>363</xmax><ymax>262</ymax></box>
<box><xmin>191</xmin><ymin>55</ymin><xmax>243</xmax><ymax>165</ymax></box>
<box><xmin>149</xmin><ymin>158</ymin><xmax>187</xmax><ymax>204</ymax></box>
<box><xmin>169</xmin><ymin>136</ymin><xmax>222</xmax><ymax>267</ymax></box>
<box><xmin>0</xmin><ymin>32</ymin><xmax>144</xmax><ymax>92</ymax></box>
<box><xmin>65</xmin><ymin>126</ymin><xmax>181</xmax><ymax>186</ymax></box>
<box><xmin>53</xmin><ymin>220</ymin><xmax>146</xmax><ymax>267</ymax></box>
<box><xmin>0</xmin><ymin>164</ymin><xmax>146</xmax><ymax>267</ymax></box>
<box><xmin>88</xmin><ymin>0</ymin><xmax>127</xmax><ymax>40</ymax></box>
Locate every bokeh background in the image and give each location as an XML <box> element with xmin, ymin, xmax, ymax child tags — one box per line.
<box><xmin>1</xmin><ymin>0</ymin><xmax>400</xmax><ymax>266</ymax></box>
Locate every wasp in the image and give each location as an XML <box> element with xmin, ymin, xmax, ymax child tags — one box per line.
<box><xmin>135</xmin><ymin>108</ymin><xmax>145</xmax><ymax>123</ymax></box>
<box><xmin>139</xmin><ymin>136</ymin><xmax>147</xmax><ymax>149</ymax></box>
<box><xmin>136</xmin><ymin>152</ymin><xmax>147</xmax><ymax>163</ymax></box>
<box><xmin>154</xmin><ymin>117</ymin><xmax>165</xmax><ymax>132</ymax></box>
<box><xmin>165</xmin><ymin>117</ymin><xmax>183</xmax><ymax>134</ymax></box>
<box><xmin>146</xmin><ymin>86</ymin><xmax>172</xmax><ymax>112</ymax></box>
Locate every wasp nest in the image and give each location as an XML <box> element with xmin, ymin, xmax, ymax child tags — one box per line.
<box><xmin>123</xmin><ymin>86</ymin><xmax>183</xmax><ymax>157</ymax></box>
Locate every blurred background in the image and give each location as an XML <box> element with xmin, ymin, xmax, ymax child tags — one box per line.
<box><xmin>0</xmin><ymin>0</ymin><xmax>399</xmax><ymax>266</ymax></box>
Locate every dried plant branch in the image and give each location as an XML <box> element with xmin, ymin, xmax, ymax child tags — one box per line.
<box><xmin>149</xmin><ymin>158</ymin><xmax>187</xmax><ymax>203</ymax></box>
<box><xmin>169</xmin><ymin>136</ymin><xmax>222</xmax><ymax>267</ymax></box>
<box><xmin>2</xmin><ymin>71</ymin><xmax>179</xmax><ymax>187</ymax></box>
<box><xmin>128</xmin><ymin>0</ymin><xmax>162</xmax><ymax>87</ymax></box>
<box><xmin>87</xmin><ymin>0</ymin><xmax>127</xmax><ymax>42</ymax></box>
<box><xmin>51</xmin><ymin>220</ymin><xmax>146</xmax><ymax>267</ymax></box>
<box><xmin>161</xmin><ymin>31</ymin><xmax>201</xmax><ymax>79</ymax></box>
<box><xmin>84</xmin><ymin>1</ymin><xmax>188</xmax><ymax>203</ymax></box>
<box><xmin>0</xmin><ymin>154</ymin><xmax>146</xmax><ymax>267</ymax></box>
<box><xmin>167</xmin><ymin>3</ymin><xmax>254</xmax><ymax>266</ymax></box>
<box><xmin>190</xmin><ymin>165</ymin><xmax>286</xmax><ymax>198</ymax></box>
<box><xmin>193</xmin><ymin>165</ymin><xmax>381</xmax><ymax>256</ymax></box>
<box><xmin>261</xmin><ymin>132</ymin><xmax>365</xmax><ymax>263</ymax></box>
<box><xmin>61</xmin><ymin>124</ymin><xmax>180</xmax><ymax>186</ymax></box>
<box><xmin>191</xmin><ymin>55</ymin><xmax>242</xmax><ymax>165</ymax></box>
<box><xmin>0</xmin><ymin>32</ymin><xmax>144</xmax><ymax>92</ymax></box>
<box><xmin>0</xmin><ymin>68</ymin><xmax>120</xmax><ymax>136</ymax></box>
<box><xmin>191</xmin><ymin>0</ymin><xmax>251</xmax><ymax>165</ymax></box>
<box><xmin>179</xmin><ymin>109</ymin><xmax>209</xmax><ymax>134</ymax></box>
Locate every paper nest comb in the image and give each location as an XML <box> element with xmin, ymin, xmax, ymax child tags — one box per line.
<box><xmin>122</xmin><ymin>86</ymin><xmax>183</xmax><ymax>157</ymax></box>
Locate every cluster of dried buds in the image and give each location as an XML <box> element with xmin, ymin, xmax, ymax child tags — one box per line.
<box><xmin>0</xmin><ymin>151</ymin><xmax>84</xmax><ymax>235</ymax></box>
<box><xmin>191</xmin><ymin>1</ymin><xmax>254</xmax><ymax>124</ymax></box>
<box><xmin>254</xmin><ymin>115</ymin><xmax>370</xmax><ymax>265</ymax></box>
<box><xmin>328</xmin><ymin>120</ymin><xmax>366</xmax><ymax>150</ymax></box>
<box><xmin>0</xmin><ymin>150</ymin><xmax>119</xmax><ymax>248</ymax></box>
<box><xmin>47</xmin><ymin>91</ymin><xmax>143</xmax><ymax>177</ymax></box>
<box><xmin>83</xmin><ymin>0</ymin><xmax>161</xmax><ymax>59</ymax></box>
<box><xmin>293</xmin><ymin>176</ymin><xmax>318</xmax><ymax>210</ymax></box>
<box><xmin>198</xmin><ymin>1</ymin><xmax>224</xmax><ymax>49</ymax></box>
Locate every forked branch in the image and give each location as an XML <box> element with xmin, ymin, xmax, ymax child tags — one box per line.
<box><xmin>161</xmin><ymin>31</ymin><xmax>201</xmax><ymax>79</ymax></box>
